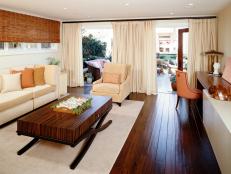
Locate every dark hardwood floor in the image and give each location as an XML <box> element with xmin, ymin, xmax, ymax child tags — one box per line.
<box><xmin>68</xmin><ymin>87</ymin><xmax>220</xmax><ymax>174</ymax></box>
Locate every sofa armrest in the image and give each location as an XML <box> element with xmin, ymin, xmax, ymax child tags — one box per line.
<box><xmin>44</xmin><ymin>65</ymin><xmax>60</xmax><ymax>86</ymax></box>
<box><xmin>93</xmin><ymin>78</ymin><xmax>103</xmax><ymax>85</ymax></box>
<box><xmin>44</xmin><ymin>65</ymin><xmax>60</xmax><ymax>98</ymax></box>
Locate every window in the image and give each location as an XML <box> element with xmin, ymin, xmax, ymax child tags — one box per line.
<box><xmin>8</xmin><ymin>42</ymin><xmax>22</xmax><ymax>49</ymax></box>
<box><xmin>25</xmin><ymin>43</ymin><xmax>38</xmax><ymax>49</ymax></box>
<box><xmin>41</xmin><ymin>43</ymin><xmax>51</xmax><ymax>49</ymax></box>
<box><xmin>0</xmin><ymin>42</ymin><xmax>58</xmax><ymax>55</ymax></box>
<box><xmin>0</xmin><ymin>42</ymin><xmax>4</xmax><ymax>50</ymax></box>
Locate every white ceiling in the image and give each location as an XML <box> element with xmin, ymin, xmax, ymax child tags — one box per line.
<box><xmin>0</xmin><ymin>0</ymin><xmax>230</xmax><ymax>21</ymax></box>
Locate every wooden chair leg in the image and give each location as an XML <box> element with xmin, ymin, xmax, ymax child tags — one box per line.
<box><xmin>176</xmin><ymin>96</ymin><xmax>180</xmax><ymax>109</ymax></box>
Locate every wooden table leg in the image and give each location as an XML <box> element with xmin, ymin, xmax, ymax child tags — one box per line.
<box><xmin>70</xmin><ymin>111</ymin><xmax>112</xmax><ymax>169</ymax></box>
<box><xmin>17</xmin><ymin>138</ymin><xmax>39</xmax><ymax>155</ymax></box>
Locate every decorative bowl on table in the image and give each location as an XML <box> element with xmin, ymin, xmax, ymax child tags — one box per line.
<box><xmin>52</xmin><ymin>97</ymin><xmax>92</xmax><ymax>115</ymax></box>
<box><xmin>208</xmin><ymin>85</ymin><xmax>231</xmax><ymax>101</ymax></box>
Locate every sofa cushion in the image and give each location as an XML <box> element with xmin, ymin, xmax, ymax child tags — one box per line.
<box><xmin>0</xmin><ymin>90</ymin><xmax>33</xmax><ymax>112</ymax></box>
<box><xmin>103</xmin><ymin>63</ymin><xmax>128</xmax><ymax>83</ymax></box>
<box><xmin>22</xmin><ymin>68</ymin><xmax>35</xmax><ymax>88</ymax></box>
<box><xmin>92</xmin><ymin>83</ymin><xmax>120</xmax><ymax>94</ymax></box>
<box><xmin>1</xmin><ymin>73</ymin><xmax>22</xmax><ymax>93</ymax></box>
<box><xmin>34</xmin><ymin>67</ymin><xmax>45</xmax><ymax>85</ymax></box>
<box><xmin>103</xmin><ymin>72</ymin><xmax>121</xmax><ymax>84</ymax></box>
<box><xmin>24</xmin><ymin>84</ymin><xmax>56</xmax><ymax>98</ymax></box>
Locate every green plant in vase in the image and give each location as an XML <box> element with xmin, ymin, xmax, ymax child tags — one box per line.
<box><xmin>47</xmin><ymin>57</ymin><xmax>60</xmax><ymax>65</ymax></box>
<box><xmin>84</xmin><ymin>72</ymin><xmax>94</xmax><ymax>84</ymax></box>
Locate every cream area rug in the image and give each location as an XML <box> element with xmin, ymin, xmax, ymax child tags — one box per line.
<box><xmin>0</xmin><ymin>100</ymin><xmax>144</xmax><ymax>174</ymax></box>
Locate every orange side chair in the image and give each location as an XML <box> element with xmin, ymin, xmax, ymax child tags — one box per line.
<box><xmin>175</xmin><ymin>70</ymin><xmax>202</xmax><ymax>108</ymax></box>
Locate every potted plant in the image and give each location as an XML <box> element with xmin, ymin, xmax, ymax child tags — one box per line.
<box><xmin>84</xmin><ymin>72</ymin><xmax>93</xmax><ymax>84</ymax></box>
<box><xmin>170</xmin><ymin>74</ymin><xmax>177</xmax><ymax>91</ymax></box>
<box><xmin>47</xmin><ymin>57</ymin><xmax>60</xmax><ymax>65</ymax></box>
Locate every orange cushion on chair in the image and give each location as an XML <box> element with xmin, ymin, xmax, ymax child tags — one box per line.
<box><xmin>34</xmin><ymin>67</ymin><xmax>45</xmax><ymax>85</ymax></box>
<box><xmin>103</xmin><ymin>72</ymin><xmax>121</xmax><ymax>84</ymax></box>
<box><xmin>21</xmin><ymin>68</ymin><xmax>35</xmax><ymax>88</ymax></box>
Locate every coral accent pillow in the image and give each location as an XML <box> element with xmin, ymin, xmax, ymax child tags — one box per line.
<box><xmin>21</xmin><ymin>68</ymin><xmax>35</xmax><ymax>88</ymax></box>
<box><xmin>103</xmin><ymin>72</ymin><xmax>121</xmax><ymax>84</ymax></box>
<box><xmin>222</xmin><ymin>58</ymin><xmax>231</xmax><ymax>83</ymax></box>
<box><xmin>34</xmin><ymin>67</ymin><xmax>45</xmax><ymax>85</ymax></box>
<box><xmin>10</xmin><ymin>70</ymin><xmax>23</xmax><ymax>74</ymax></box>
<box><xmin>1</xmin><ymin>73</ymin><xmax>22</xmax><ymax>93</ymax></box>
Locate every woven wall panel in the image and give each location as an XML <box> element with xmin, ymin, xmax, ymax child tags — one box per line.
<box><xmin>0</xmin><ymin>9</ymin><xmax>60</xmax><ymax>43</ymax></box>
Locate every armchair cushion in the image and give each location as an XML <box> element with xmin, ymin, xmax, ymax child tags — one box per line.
<box><xmin>103</xmin><ymin>72</ymin><xmax>121</xmax><ymax>84</ymax></box>
<box><xmin>104</xmin><ymin>63</ymin><xmax>128</xmax><ymax>83</ymax></box>
<box><xmin>92</xmin><ymin>83</ymin><xmax>120</xmax><ymax>94</ymax></box>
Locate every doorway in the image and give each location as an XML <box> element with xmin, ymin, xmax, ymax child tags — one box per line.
<box><xmin>178</xmin><ymin>28</ymin><xmax>189</xmax><ymax>71</ymax></box>
<box><xmin>156</xmin><ymin>20</ymin><xmax>189</xmax><ymax>93</ymax></box>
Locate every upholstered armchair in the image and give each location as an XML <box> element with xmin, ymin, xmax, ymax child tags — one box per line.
<box><xmin>175</xmin><ymin>70</ymin><xmax>202</xmax><ymax>108</ymax></box>
<box><xmin>91</xmin><ymin>63</ymin><xmax>131</xmax><ymax>106</ymax></box>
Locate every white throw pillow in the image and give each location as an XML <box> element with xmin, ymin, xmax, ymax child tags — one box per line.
<box><xmin>1</xmin><ymin>73</ymin><xmax>22</xmax><ymax>93</ymax></box>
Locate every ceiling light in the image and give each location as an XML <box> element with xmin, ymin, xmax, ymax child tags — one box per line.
<box><xmin>63</xmin><ymin>7</ymin><xmax>67</xmax><ymax>10</ymax></box>
<box><xmin>125</xmin><ymin>3</ymin><xmax>130</xmax><ymax>7</ymax></box>
<box><xmin>185</xmin><ymin>3</ymin><xmax>194</xmax><ymax>8</ymax></box>
<box><xmin>169</xmin><ymin>12</ymin><xmax>175</xmax><ymax>15</ymax></box>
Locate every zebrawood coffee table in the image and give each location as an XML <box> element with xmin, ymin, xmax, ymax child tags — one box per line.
<box><xmin>17</xmin><ymin>95</ymin><xmax>112</xmax><ymax>169</ymax></box>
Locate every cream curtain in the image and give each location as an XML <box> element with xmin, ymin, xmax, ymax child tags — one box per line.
<box><xmin>188</xmin><ymin>19</ymin><xmax>217</xmax><ymax>87</ymax></box>
<box><xmin>112</xmin><ymin>21</ymin><xmax>157</xmax><ymax>95</ymax></box>
<box><xmin>62</xmin><ymin>23</ymin><xmax>84</xmax><ymax>87</ymax></box>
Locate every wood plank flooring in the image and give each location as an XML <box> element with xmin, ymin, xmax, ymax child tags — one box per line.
<box><xmin>68</xmin><ymin>87</ymin><xmax>220</xmax><ymax>174</ymax></box>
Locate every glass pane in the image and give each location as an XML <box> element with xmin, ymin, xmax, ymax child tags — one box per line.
<box><xmin>8</xmin><ymin>42</ymin><xmax>22</xmax><ymax>49</ymax></box>
<box><xmin>25</xmin><ymin>43</ymin><xmax>38</xmax><ymax>49</ymax></box>
<box><xmin>0</xmin><ymin>42</ymin><xmax>4</xmax><ymax>50</ymax></box>
<box><xmin>41</xmin><ymin>43</ymin><xmax>51</xmax><ymax>49</ymax></box>
<box><xmin>183</xmin><ymin>32</ymin><xmax>188</xmax><ymax>70</ymax></box>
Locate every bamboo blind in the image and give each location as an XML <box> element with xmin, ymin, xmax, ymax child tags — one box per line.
<box><xmin>0</xmin><ymin>9</ymin><xmax>60</xmax><ymax>43</ymax></box>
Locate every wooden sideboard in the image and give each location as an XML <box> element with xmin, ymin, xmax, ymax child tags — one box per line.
<box><xmin>203</xmin><ymin>90</ymin><xmax>231</xmax><ymax>174</ymax></box>
<box><xmin>197</xmin><ymin>72</ymin><xmax>231</xmax><ymax>173</ymax></box>
<box><xmin>196</xmin><ymin>71</ymin><xmax>231</xmax><ymax>90</ymax></box>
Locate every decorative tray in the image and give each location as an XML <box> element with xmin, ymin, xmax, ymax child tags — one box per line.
<box><xmin>52</xmin><ymin>97</ymin><xmax>92</xmax><ymax>115</ymax></box>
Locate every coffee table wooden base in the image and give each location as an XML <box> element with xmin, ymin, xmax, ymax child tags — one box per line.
<box><xmin>17</xmin><ymin>111</ymin><xmax>112</xmax><ymax>170</ymax></box>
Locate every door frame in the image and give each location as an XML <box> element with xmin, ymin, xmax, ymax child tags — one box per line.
<box><xmin>178</xmin><ymin>28</ymin><xmax>189</xmax><ymax>71</ymax></box>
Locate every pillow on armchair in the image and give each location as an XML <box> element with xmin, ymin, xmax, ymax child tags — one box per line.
<box><xmin>103</xmin><ymin>72</ymin><xmax>121</xmax><ymax>84</ymax></box>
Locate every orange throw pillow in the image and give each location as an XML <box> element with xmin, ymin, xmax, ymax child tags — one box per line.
<box><xmin>34</xmin><ymin>67</ymin><xmax>45</xmax><ymax>85</ymax></box>
<box><xmin>103</xmin><ymin>72</ymin><xmax>121</xmax><ymax>84</ymax></box>
<box><xmin>21</xmin><ymin>68</ymin><xmax>35</xmax><ymax>88</ymax></box>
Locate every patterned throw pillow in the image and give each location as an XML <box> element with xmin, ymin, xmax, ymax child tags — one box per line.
<box><xmin>34</xmin><ymin>67</ymin><xmax>45</xmax><ymax>85</ymax></box>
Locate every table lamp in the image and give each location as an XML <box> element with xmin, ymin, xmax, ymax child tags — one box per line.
<box><xmin>204</xmin><ymin>50</ymin><xmax>224</xmax><ymax>74</ymax></box>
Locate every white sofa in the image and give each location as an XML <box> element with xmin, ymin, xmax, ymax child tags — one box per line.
<box><xmin>0</xmin><ymin>65</ymin><xmax>60</xmax><ymax>127</ymax></box>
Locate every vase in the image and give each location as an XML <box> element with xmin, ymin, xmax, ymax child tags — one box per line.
<box><xmin>171</xmin><ymin>83</ymin><xmax>177</xmax><ymax>91</ymax></box>
<box><xmin>87</xmin><ymin>77</ymin><xmax>93</xmax><ymax>84</ymax></box>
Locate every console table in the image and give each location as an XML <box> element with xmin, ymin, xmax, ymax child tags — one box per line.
<box><xmin>196</xmin><ymin>71</ymin><xmax>231</xmax><ymax>90</ymax></box>
<box><xmin>196</xmin><ymin>72</ymin><xmax>231</xmax><ymax>173</ymax></box>
<box><xmin>196</xmin><ymin>72</ymin><xmax>231</xmax><ymax>116</ymax></box>
<box><xmin>203</xmin><ymin>91</ymin><xmax>231</xmax><ymax>174</ymax></box>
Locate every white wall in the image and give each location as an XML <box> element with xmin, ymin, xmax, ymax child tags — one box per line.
<box><xmin>218</xmin><ymin>3</ymin><xmax>231</xmax><ymax>65</ymax></box>
<box><xmin>0</xmin><ymin>51</ymin><xmax>58</xmax><ymax>72</ymax></box>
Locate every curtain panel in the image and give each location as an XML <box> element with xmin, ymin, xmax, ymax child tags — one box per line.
<box><xmin>62</xmin><ymin>23</ymin><xmax>84</xmax><ymax>87</ymax></box>
<box><xmin>188</xmin><ymin>19</ymin><xmax>218</xmax><ymax>87</ymax></box>
<box><xmin>112</xmin><ymin>21</ymin><xmax>157</xmax><ymax>95</ymax></box>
